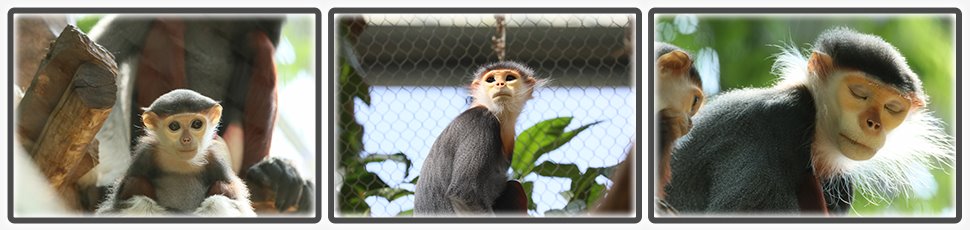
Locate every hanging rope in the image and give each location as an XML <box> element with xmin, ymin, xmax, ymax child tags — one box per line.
<box><xmin>491</xmin><ymin>14</ymin><xmax>507</xmax><ymax>61</ymax></box>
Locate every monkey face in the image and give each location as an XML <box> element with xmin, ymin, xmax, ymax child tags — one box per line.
<box><xmin>157</xmin><ymin>113</ymin><xmax>211</xmax><ymax>159</ymax></box>
<box><xmin>827</xmin><ymin>73</ymin><xmax>912</xmax><ymax>160</ymax></box>
<box><xmin>478</xmin><ymin>69</ymin><xmax>532</xmax><ymax>102</ymax></box>
<box><xmin>656</xmin><ymin>50</ymin><xmax>704</xmax><ymax>118</ymax></box>
<box><xmin>142</xmin><ymin>104</ymin><xmax>223</xmax><ymax>160</ymax></box>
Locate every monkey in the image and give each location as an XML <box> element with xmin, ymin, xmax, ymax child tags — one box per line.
<box><xmin>662</xmin><ymin>28</ymin><xmax>953</xmax><ymax>215</ymax></box>
<box><xmin>654</xmin><ymin>42</ymin><xmax>704</xmax><ymax>200</ymax></box>
<box><xmin>414</xmin><ymin>61</ymin><xmax>544</xmax><ymax>216</ymax></box>
<box><xmin>96</xmin><ymin>89</ymin><xmax>256</xmax><ymax>216</ymax></box>
<box><xmin>86</xmin><ymin>15</ymin><xmax>313</xmax><ymax>213</ymax></box>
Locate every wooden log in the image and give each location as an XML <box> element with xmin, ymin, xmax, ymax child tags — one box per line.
<box><xmin>14</xmin><ymin>17</ymin><xmax>58</xmax><ymax>91</ymax></box>
<box><xmin>17</xmin><ymin>25</ymin><xmax>118</xmax><ymax>152</ymax></box>
<box><xmin>31</xmin><ymin>62</ymin><xmax>116</xmax><ymax>192</ymax></box>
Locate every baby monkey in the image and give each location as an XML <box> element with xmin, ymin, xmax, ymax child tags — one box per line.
<box><xmin>655</xmin><ymin>42</ymin><xmax>704</xmax><ymax>200</ymax></box>
<box><xmin>97</xmin><ymin>89</ymin><xmax>255</xmax><ymax>216</ymax></box>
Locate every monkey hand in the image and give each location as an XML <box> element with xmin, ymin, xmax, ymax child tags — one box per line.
<box><xmin>245</xmin><ymin>157</ymin><xmax>313</xmax><ymax>213</ymax></box>
<box><xmin>660</xmin><ymin>108</ymin><xmax>692</xmax><ymax>143</ymax></box>
<box><xmin>194</xmin><ymin>195</ymin><xmax>257</xmax><ymax>217</ymax></box>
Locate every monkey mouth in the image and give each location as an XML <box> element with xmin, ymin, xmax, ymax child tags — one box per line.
<box><xmin>492</xmin><ymin>92</ymin><xmax>512</xmax><ymax>98</ymax></box>
<box><xmin>839</xmin><ymin>133</ymin><xmax>873</xmax><ymax>151</ymax></box>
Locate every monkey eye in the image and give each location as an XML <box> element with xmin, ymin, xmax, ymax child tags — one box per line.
<box><xmin>485</xmin><ymin>76</ymin><xmax>495</xmax><ymax>83</ymax></box>
<box><xmin>849</xmin><ymin>85</ymin><xmax>869</xmax><ymax>100</ymax></box>
<box><xmin>505</xmin><ymin>75</ymin><xmax>517</xmax><ymax>81</ymax></box>
<box><xmin>885</xmin><ymin>102</ymin><xmax>904</xmax><ymax>114</ymax></box>
<box><xmin>191</xmin><ymin>119</ymin><xmax>203</xmax><ymax>129</ymax></box>
<box><xmin>692</xmin><ymin>96</ymin><xmax>700</xmax><ymax>107</ymax></box>
<box><xmin>168</xmin><ymin>122</ymin><xmax>180</xmax><ymax>131</ymax></box>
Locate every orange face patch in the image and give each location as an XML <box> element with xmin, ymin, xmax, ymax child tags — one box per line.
<box><xmin>837</xmin><ymin>73</ymin><xmax>912</xmax><ymax>136</ymax></box>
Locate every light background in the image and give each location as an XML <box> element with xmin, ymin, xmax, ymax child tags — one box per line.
<box><xmin>1</xmin><ymin>0</ymin><xmax>969</xmax><ymax>230</ymax></box>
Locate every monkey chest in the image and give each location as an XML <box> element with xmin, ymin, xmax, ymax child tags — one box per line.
<box><xmin>153</xmin><ymin>173</ymin><xmax>209</xmax><ymax>213</ymax></box>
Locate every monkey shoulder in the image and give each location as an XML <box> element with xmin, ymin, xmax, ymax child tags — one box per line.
<box><xmin>669</xmin><ymin>87</ymin><xmax>816</xmax><ymax>212</ymax></box>
<box><xmin>129</xmin><ymin>136</ymin><xmax>161</xmax><ymax>178</ymax></box>
<box><xmin>435</xmin><ymin>107</ymin><xmax>503</xmax><ymax>151</ymax></box>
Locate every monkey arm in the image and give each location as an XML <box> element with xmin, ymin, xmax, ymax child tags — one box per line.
<box><xmin>445</xmin><ymin>109</ymin><xmax>508</xmax><ymax>215</ymax></box>
<box><xmin>88</xmin><ymin>15</ymin><xmax>154</xmax><ymax>65</ymax></box>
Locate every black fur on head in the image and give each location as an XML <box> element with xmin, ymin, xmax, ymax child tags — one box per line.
<box><xmin>472</xmin><ymin>61</ymin><xmax>536</xmax><ymax>81</ymax></box>
<box><xmin>655</xmin><ymin>42</ymin><xmax>702</xmax><ymax>88</ymax></box>
<box><xmin>814</xmin><ymin>27</ymin><xmax>919</xmax><ymax>94</ymax></box>
<box><xmin>146</xmin><ymin>89</ymin><xmax>219</xmax><ymax>117</ymax></box>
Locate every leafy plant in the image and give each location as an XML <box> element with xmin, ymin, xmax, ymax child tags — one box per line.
<box><xmin>336</xmin><ymin>19</ymin><xmax>414</xmax><ymax>216</ymax></box>
<box><xmin>510</xmin><ymin>117</ymin><xmax>614</xmax><ymax>214</ymax></box>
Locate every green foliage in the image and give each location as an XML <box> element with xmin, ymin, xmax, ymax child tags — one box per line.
<box><xmin>510</xmin><ymin>117</ymin><xmax>608</xmax><ymax>213</ymax></box>
<box><xmin>75</xmin><ymin>14</ymin><xmax>103</xmax><ymax>33</ymax></box>
<box><xmin>336</xmin><ymin>20</ymin><xmax>412</xmax><ymax>216</ymax></box>
<box><xmin>657</xmin><ymin>15</ymin><xmax>955</xmax><ymax>216</ymax></box>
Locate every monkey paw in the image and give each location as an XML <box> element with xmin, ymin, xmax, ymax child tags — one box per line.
<box><xmin>194</xmin><ymin>195</ymin><xmax>257</xmax><ymax>217</ymax></box>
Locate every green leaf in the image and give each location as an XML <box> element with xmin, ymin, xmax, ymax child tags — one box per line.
<box><xmin>586</xmin><ymin>183</ymin><xmax>606</xmax><ymax>208</ymax></box>
<box><xmin>338</xmin><ymin>183</ymin><xmax>371</xmax><ymax>214</ymax></box>
<box><xmin>512</xmin><ymin>117</ymin><xmax>603</xmax><ymax>179</ymax></box>
<box><xmin>364</xmin><ymin>187</ymin><xmax>413</xmax><ymax>201</ymax></box>
<box><xmin>409</xmin><ymin>176</ymin><xmax>420</xmax><ymax>184</ymax></box>
<box><xmin>533</xmin><ymin>161</ymin><xmax>581</xmax><ymax>179</ymax></box>
<box><xmin>522</xmin><ymin>181</ymin><xmax>536</xmax><ymax>211</ymax></box>
<box><xmin>570</xmin><ymin>170</ymin><xmax>603</xmax><ymax>202</ymax></box>
<box><xmin>563</xmin><ymin>200</ymin><xmax>587</xmax><ymax>214</ymax></box>
<box><xmin>362</xmin><ymin>152</ymin><xmax>413</xmax><ymax>178</ymax></box>
<box><xmin>397</xmin><ymin>209</ymin><xmax>414</xmax><ymax>216</ymax></box>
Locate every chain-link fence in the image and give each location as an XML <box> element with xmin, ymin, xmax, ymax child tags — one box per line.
<box><xmin>336</xmin><ymin>14</ymin><xmax>636</xmax><ymax>217</ymax></box>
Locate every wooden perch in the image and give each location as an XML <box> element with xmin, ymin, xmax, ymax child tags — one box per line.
<box><xmin>17</xmin><ymin>25</ymin><xmax>118</xmax><ymax>153</ymax></box>
<box><xmin>15</xmin><ymin>25</ymin><xmax>118</xmax><ymax>211</ymax></box>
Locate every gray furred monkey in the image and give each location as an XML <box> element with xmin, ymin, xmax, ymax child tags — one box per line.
<box><xmin>97</xmin><ymin>89</ymin><xmax>255</xmax><ymax>216</ymax></box>
<box><xmin>665</xmin><ymin>28</ymin><xmax>953</xmax><ymax>214</ymax></box>
<box><xmin>414</xmin><ymin>61</ymin><xmax>545</xmax><ymax>216</ymax></box>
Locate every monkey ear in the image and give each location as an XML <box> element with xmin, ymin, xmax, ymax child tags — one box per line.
<box><xmin>142</xmin><ymin>111</ymin><xmax>158</xmax><ymax>130</ymax></box>
<box><xmin>657</xmin><ymin>50</ymin><xmax>692</xmax><ymax>77</ymax></box>
<box><xmin>808</xmin><ymin>51</ymin><xmax>835</xmax><ymax>79</ymax></box>
<box><xmin>208</xmin><ymin>104</ymin><xmax>223</xmax><ymax>125</ymax></box>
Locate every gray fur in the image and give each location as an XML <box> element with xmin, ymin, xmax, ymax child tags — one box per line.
<box><xmin>414</xmin><ymin>107</ymin><xmax>509</xmax><ymax>216</ymax></box>
<box><xmin>154</xmin><ymin>173</ymin><xmax>208</xmax><ymax>212</ymax></box>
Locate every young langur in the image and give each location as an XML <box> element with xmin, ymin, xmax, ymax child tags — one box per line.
<box><xmin>664</xmin><ymin>28</ymin><xmax>953</xmax><ymax>214</ymax></box>
<box><xmin>414</xmin><ymin>61</ymin><xmax>544</xmax><ymax>216</ymax></box>
<box><xmin>654</xmin><ymin>42</ymin><xmax>704</xmax><ymax>200</ymax></box>
<box><xmin>97</xmin><ymin>89</ymin><xmax>255</xmax><ymax>216</ymax></box>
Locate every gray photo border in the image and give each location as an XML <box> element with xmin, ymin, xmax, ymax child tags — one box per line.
<box><xmin>647</xmin><ymin>7</ymin><xmax>962</xmax><ymax>224</ymax></box>
<box><xmin>328</xmin><ymin>8</ymin><xmax>642</xmax><ymax>224</ymax></box>
<box><xmin>6</xmin><ymin>7</ymin><xmax>323</xmax><ymax>224</ymax></box>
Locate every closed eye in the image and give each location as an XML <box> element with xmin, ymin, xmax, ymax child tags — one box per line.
<box><xmin>849</xmin><ymin>85</ymin><xmax>869</xmax><ymax>100</ymax></box>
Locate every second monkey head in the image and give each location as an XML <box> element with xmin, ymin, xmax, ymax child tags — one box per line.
<box><xmin>470</xmin><ymin>61</ymin><xmax>545</xmax><ymax>117</ymax></box>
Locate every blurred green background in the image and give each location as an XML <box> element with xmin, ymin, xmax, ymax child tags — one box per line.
<box><xmin>655</xmin><ymin>15</ymin><xmax>956</xmax><ymax>216</ymax></box>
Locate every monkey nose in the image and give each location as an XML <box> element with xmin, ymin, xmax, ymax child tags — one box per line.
<box><xmin>866</xmin><ymin>119</ymin><xmax>881</xmax><ymax>131</ymax></box>
<box><xmin>496</xmin><ymin>82</ymin><xmax>505</xmax><ymax>87</ymax></box>
<box><xmin>181</xmin><ymin>137</ymin><xmax>191</xmax><ymax>144</ymax></box>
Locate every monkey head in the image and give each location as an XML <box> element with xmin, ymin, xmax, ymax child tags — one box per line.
<box><xmin>470</xmin><ymin>61</ymin><xmax>542</xmax><ymax>116</ymax></box>
<box><xmin>142</xmin><ymin>89</ymin><xmax>223</xmax><ymax>161</ymax></box>
<box><xmin>807</xmin><ymin>28</ymin><xmax>926</xmax><ymax>161</ymax></box>
<box><xmin>656</xmin><ymin>42</ymin><xmax>704</xmax><ymax>122</ymax></box>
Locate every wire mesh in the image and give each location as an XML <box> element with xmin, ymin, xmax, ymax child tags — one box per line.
<box><xmin>337</xmin><ymin>14</ymin><xmax>636</xmax><ymax>217</ymax></box>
